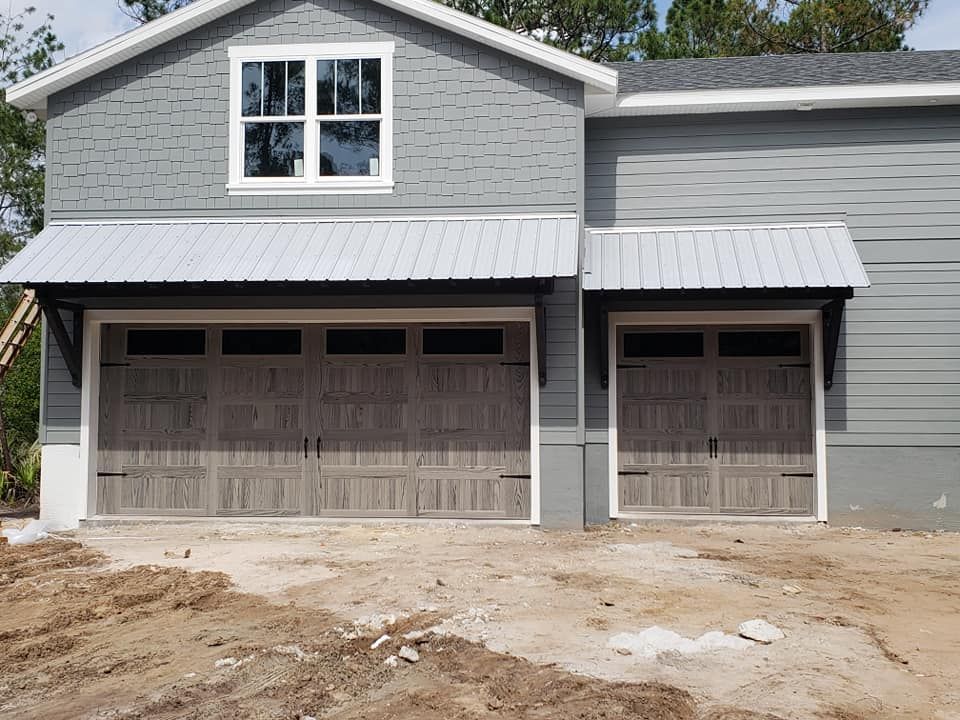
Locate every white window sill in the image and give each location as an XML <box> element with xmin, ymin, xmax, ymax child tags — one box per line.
<box><xmin>226</xmin><ymin>180</ymin><xmax>395</xmax><ymax>196</ymax></box>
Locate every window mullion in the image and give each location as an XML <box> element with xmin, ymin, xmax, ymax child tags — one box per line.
<box><xmin>260</xmin><ymin>62</ymin><xmax>265</xmax><ymax>116</ymax></box>
<box><xmin>304</xmin><ymin>57</ymin><xmax>318</xmax><ymax>183</ymax></box>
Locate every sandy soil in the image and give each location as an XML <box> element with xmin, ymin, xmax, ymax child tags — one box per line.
<box><xmin>1</xmin><ymin>520</ymin><xmax>958</xmax><ymax>719</ymax></box>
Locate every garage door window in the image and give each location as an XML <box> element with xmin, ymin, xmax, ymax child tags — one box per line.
<box><xmin>326</xmin><ymin>328</ymin><xmax>406</xmax><ymax>355</ymax></box>
<box><xmin>222</xmin><ymin>329</ymin><xmax>302</xmax><ymax>355</ymax></box>
<box><xmin>623</xmin><ymin>331</ymin><xmax>704</xmax><ymax>358</ymax></box>
<box><xmin>423</xmin><ymin>328</ymin><xmax>503</xmax><ymax>355</ymax></box>
<box><xmin>719</xmin><ymin>330</ymin><xmax>802</xmax><ymax>357</ymax></box>
<box><xmin>127</xmin><ymin>329</ymin><xmax>206</xmax><ymax>356</ymax></box>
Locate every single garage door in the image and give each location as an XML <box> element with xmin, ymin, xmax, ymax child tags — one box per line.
<box><xmin>96</xmin><ymin>323</ymin><xmax>531</xmax><ymax>519</ymax></box>
<box><xmin>616</xmin><ymin>325</ymin><xmax>815</xmax><ymax>516</ymax></box>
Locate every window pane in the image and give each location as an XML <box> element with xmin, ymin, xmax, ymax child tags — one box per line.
<box><xmin>222</xmin><ymin>329</ymin><xmax>302</xmax><ymax>355</ymax></box>
<box><xmin>241</xmin><ymin>62</ymin><xmax>262</xmax><ymax>117</ymax></box>
<box><xmin>719</xmin><ymin>331</ymin><xmax>802</xmax><ymax>357</ymax></box>
<box><xmin>624</xmin><ymin>332</ymin><xmax>704</xmax><ymax>358</ymax></box>
<box><xmin>318</xmin><ymin>120</ymin><xmax>379</xmax><ymax>176</ymax></box>
<box><xmin>423</xmin><ymin>328</ymin><xmax>503</xmax><ymax>355</ymax></box>
<box><xmin>262</xmin><ymin>61</ymin><xmax>287</xmax><ymax>116</ymax></box>
<box><xmin>360</xmin><ymin>58</ymin><xmax>381</xmax><ymax>114</ymax></box>
<box><xmin>244</xmin><ymin>122</ymin><xmax>304</xmax><ymax>178</ymax></box>
<box><xmin>327</xmin><ymin>328</ymin><xmax>406</xmax><ymax>355</ymax></box>
<box><xmin>317</xmin><ymin>59</ymin><xmax>335</xmax><ymax>115</ymax></box>
<box><xmin>336</xmin><ymin>59</ymin><xmax>360</xmax><ymax>114</ymax></box>
<box><xmin>286</xmin><ymin>61</ymin><xmax>305</xmax><ymax>115</ymax></box>
<box><xmin>127</xmin><ymin>329</ymin><xmax>206</xmax><ymax>356</ymax></box>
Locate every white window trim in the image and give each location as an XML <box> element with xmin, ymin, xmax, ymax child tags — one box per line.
<box><xmin>227</xmin><ymin>42</ymin><xmax>395</xmax><ymax>196</ymax></box>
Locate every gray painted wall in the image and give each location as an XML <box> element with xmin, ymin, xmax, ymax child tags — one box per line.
<box><xmin>45</xmin><ymin>0</ymin><xmax>581</xmax><ymax>220</ymax></box>
<box><xmin>584</xmin><ymin>106</ymin><xmax>960</xmax><ymax>528</ymax></box>
<box><xmin>41</xmin><ymin>313</ymin><xmax>81</xmax><ymax>445</ymax></box>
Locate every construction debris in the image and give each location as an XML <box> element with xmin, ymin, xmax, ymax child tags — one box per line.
<box><xmin>738</xmin><ymin>620</ymin><xmax>785</xmax><ymax>644</ymax></box>
<box><xmin>398</xmin><ymin>645</ymin><xmax>420</xmax><ymax>663</ymax></box>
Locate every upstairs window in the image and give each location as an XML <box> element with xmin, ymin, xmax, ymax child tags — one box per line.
<box><xmin>228</xmin><ymin>43</ymin><xmax>393</xmax><ymax>195</ymax></box>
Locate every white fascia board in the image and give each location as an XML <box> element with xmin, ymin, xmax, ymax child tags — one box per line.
<box><xmin>374</xmin><ymin>0</ymin><xmax>617</xmax><ymax>93</ymax></box>
<box><xmin>6</xmin><ymin>0</ymin><xmax>254</xmax><ymax>110</ymax></box>
<box><xmin>6</xmin><ymin>0</ymin><xmax>617</xmax><ymax>111</ymax></box>
<box><xmin>588</xmin><ymin>81</ymin><xmax>960</xmax><ymax>117</ymax></box>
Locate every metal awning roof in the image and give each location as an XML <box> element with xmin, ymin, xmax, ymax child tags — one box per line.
<box><xmin>0</xmin><ymin>215</ymin><xmax>579</xmax><ymax>285</ymax></box>
<box><xmin>583</xmin><ymin>222</ymin><xmax>869</xmax><ymax>291</ymax></box>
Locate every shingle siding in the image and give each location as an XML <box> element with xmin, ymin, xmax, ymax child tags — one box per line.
<box><xmin>40</xmin><ymin>315</ymin><xmax>81</xmax><ymax>445</ymax></box>
<box><xmin>45</xmin><ymin>0</ymin><xmax>581</xmax><ymax>220</ymax></box>
<box><xmin>585</xmin><ymin>106</ymin><xmax>960</xmax><ymax>448</ymax></box>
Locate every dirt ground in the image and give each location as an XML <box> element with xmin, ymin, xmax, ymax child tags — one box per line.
<box><xmin>1</xmin><ymin>520</ymin><xmax>958</xmax><ymax>720</ymax></box>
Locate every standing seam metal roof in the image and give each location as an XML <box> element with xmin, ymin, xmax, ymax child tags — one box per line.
<box><xmin>583</xmin><ymin>223</ymin><xmax>869</xmax><ymax>291</ymax></box>
<box><xmin>0</xmin><ymin>215</ymin><xmax>580</xmax><ymax>284</ymax></box>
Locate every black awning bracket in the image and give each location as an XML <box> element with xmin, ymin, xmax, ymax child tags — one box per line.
<box><xmin>36</xmin><ymin>294</ymin><xmax>83</xmax><ymax>389</ymax></box>
<box><xmin>535</xmin><ymin>293</ymin><xmax>547</xmax><ymax>387</ymax></box>
<box><xmin>822</xmin><ymin>298</ymin><xmax>845</xmax><ymax>391</ymax></box>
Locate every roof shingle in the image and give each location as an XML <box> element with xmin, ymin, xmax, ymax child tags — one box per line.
<box><xmin>610</xmin><ymin>50</ymin><xmax>960</xmax><ymax>93</ymax></box>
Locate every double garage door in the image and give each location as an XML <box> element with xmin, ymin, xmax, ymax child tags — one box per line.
<box><xmin>616</xmin><ymin>325</ymin><xmax>816</xmax><ymax>516</ymax></box>
<box><xmin>96</xmin><ymin>323</ymin><xmax>531</xmax><ymax>519</ymax></box>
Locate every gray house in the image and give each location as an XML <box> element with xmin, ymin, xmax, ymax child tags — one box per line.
<box><xmin>1</xmin><ymin>0</ymin><xmax>957</xmax><ymax>530</ymax></box>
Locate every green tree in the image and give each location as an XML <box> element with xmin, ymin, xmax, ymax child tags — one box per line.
<box><xmin>648</xmin><ymin>0</ymin><xmax>928</xmax><ymax>58</ymax></box>
<box><xmin>441</xmin><ymin>0</ymin><xmax>657</xmax><ymax>61</ymax></box>
<box><xmin>0</xmin><ymin>7</ymin><xmax>61</xmax><ymax>485</ymax></box>
<box><xmin>752</xmin><ymin>0</ymin><xmax>928</xmax><ymax>54</ymax></box>
<box><xmin>644</xmin><ymin>0</ymin><xmax>762</xmax><ymax>58</ymax></box>
<box><xmin>119</xmin><ymin>0</ymin><xmax>193</xmax><ymax>23</ymax></box>
<box><xmin>122</xmin><ymin>0</ymin><xmax>657</xmax><ymax>62</ymax></box>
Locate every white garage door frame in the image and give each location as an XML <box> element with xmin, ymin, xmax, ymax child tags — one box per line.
<box><xmin>77</xmin><ymin>307</ymin><xmax>541</xmax><ymax>525</ymax></box>
<box><xmin>607</xmin><ymin>309</ymin><xmax>827</xmax><ymax>523</ymax></box>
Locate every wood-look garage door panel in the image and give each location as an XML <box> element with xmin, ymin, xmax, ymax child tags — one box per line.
<box><xmin>719</xmin><ymin>473</ymin><xmax>813</xmax><ymax>514</ymax></box>
<box><xmin>216</xmin><ymin>348</ymin><xmax>307</xmax><ymax>517</ymax></box>
<box><xmin>312</xmin><ymin>467</ymin><xmax>410</xmax><ymax>515</ymax></box>
<box><xmin>311</xmin><ymin>356</ymin><xmax>411</xmax><ymax>515</ymax></box>
<box><xmin>117</xmin><ymin>466</ymin><xmax>207</xmax><ymax>513</ymax></box>
<box><xmin>417</xmin><ymin>468</ymin><xmax>505</xmax><ymax>516</ymax></box>
<box><xmin>620</xmin><ymin>471</ymin><xmax>711</xmax><ymax>511</ymax></box>
<box><xmin>99</xmin><ymin>322</ymin><xmax>532</xmax><ymax>520</ymax></box>
<box><xmin>97</xmin><ymin>326</ymin><xmax>211</xmax><ymax>515</ymax></box>
<box><xmin>217</xmin><ymin>467</ymin><xmax>302</xmax><ymax>516</ymax></box>
<box><xmin>618</xmin><ymin>326</ymin><xmax>815</xmax><ymax>516</ymax></box>
<box><xmin>416</xmin><ymin>323</ymin><xmax>530</xmax><ymax>518</ymax></box>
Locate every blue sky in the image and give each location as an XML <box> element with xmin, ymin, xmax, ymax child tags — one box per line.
<box><xmin>8</xmin><ymin>0</ymin><xmax>960</xmax><ymax>60</ymax></box>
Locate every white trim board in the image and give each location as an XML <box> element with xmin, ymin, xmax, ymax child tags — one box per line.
<box><xmin>606</xmin><ymin>310</ymin><xmax>827</xmax><ymax>523</ymax></box>
<box><xmin>77</xmin><ymin>307</ymin><xmax>542</xmax><ymax>527</ymax></box>
<box><xmin>6</xmin><ymin>0</ymin><xmax>616</xmax><ymax>112</ymax></box>
<box><xmin>587</xmin><ymin>81</ymin><xmax>960</xmax><ymax>117</ymax></box>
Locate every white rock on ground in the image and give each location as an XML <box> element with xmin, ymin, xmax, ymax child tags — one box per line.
<box><xmin>370</xmin><ymin>634</ymin><xmax>391</xmax><ymax>650</ymax></box>
<box><xmin>607</xmin><ymin>627</ymin><xmax>753</xmax><ymax>658</ymax></box>
<box><xmin>738</xmin><ymin>619</ymin><xmax>785</xmax><ymax>644</ymax></box>
<box><xmin>398</xmin><ymin>645</ymin><xmax>420</xmax><ymax>663</ymax></box>
<box><xmin>383</xmin><ymin>655</ymin><xmax>399</xmax><ymax>667</ymax></box>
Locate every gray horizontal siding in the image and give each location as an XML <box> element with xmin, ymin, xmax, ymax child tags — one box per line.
<box><xmin>585</xmin><ymin>106</ymin><xmax>960</xmax><ymax>448</ymax></box>
<box><xmin>41</xmin><ymin>314</ymin><xmax>81</xmax><ymax>445</ymax></box>
<box><xmin>541</xmin><ymin>276</ymin><xmax>578</xmax><ymax>444</ymax></box>
<box><xmin>46</xmin><ymin>0</ymin><xmax>581</xmax><ymax>221</ymax></box>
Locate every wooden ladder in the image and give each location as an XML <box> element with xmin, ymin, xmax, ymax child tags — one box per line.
<box><xmin>0</xmin><ymin>290</ymin><xmax>40</xmax><ymax>382</ymax></box>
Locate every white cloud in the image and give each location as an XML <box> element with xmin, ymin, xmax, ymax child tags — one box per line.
<box><xmin>6</xmin><ymin>0</ymin><xmax>136</xmax><ymax>59</ymax></box>
<box><xmin>906</xmin><ymin>1</ymin><xmax>960</xmax><ymax>50</ymax></box>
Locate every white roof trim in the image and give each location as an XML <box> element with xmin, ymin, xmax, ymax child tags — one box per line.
<box><xmin>6</xmin><ymin>0</ymin><xmax>616</xmax><ymax>110</ymax></box>
<box><xmin>587</xmin><ymin>81</ymin><xmax>960</xmax><ymax>117</ymax></box>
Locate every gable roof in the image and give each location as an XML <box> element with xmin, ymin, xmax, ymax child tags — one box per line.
<box><xmin>611</xmin><ymin>50</ymin><xmax>960</xmax><ymax>93</ymax></box>
<box><xmin>6</xmin><ymin>0</ymin><xmax>617</xmax><ymax>110</ymax></box>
